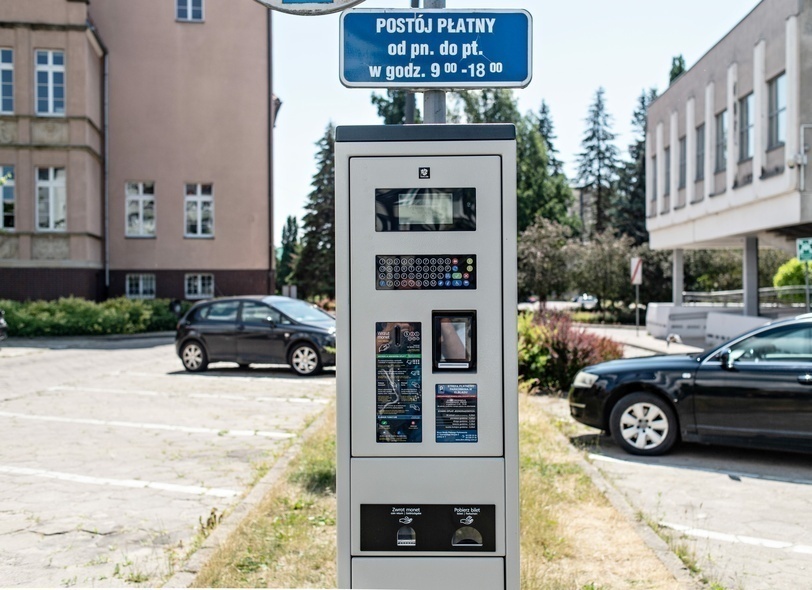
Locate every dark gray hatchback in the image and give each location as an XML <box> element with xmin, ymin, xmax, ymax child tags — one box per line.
<box><xmin>175</xmin><ymin>295</ymin><xmax>336</xmax><ymax>376</ymax></box>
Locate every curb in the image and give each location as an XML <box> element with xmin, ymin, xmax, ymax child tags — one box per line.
<box><xmin>533</xmin><ymin>396</ymin><xmax>702</xmax><ymax>590</ymax></box>
<box><xmin>162</xmin><ymin>405</ymin><xmax>333</xmax><ymax>588</ymax></box>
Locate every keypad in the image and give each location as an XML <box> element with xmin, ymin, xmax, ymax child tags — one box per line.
<box><xmin>375</xmin><ymin>255</ymin><xmax>476</xmax><ymax>290</ymax></box>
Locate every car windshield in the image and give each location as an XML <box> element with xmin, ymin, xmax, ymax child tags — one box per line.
<box><xmin>272</xmin><ymin>299</ymin><xmax>333</xmax><ymax>323</ymax></box>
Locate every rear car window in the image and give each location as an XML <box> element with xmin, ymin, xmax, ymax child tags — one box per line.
<box><xmin>198</xmin><ymin>301</ymin><xmax>239</xmax><ymax>322</ymax></box>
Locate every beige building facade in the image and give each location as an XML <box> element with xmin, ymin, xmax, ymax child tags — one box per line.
<box><xmin>0</xmin><ymin>0</ymin><xmax>274</xmax><ymax>301</ymax></box>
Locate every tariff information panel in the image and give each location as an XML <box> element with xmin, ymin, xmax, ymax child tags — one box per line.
<box><xmin>376</xmin><ymin>322</ymin><xmax>423</xmax><ymax>443</ymax></box>
<box><xmin>436</xmin><ymin>384</ymin><xmax>478</xmax><ymax>443</ymax></box>
<box><xmin>340</xmin><ymin>9</ymin><xmax>532</xmax><ymax>88</ymax></box>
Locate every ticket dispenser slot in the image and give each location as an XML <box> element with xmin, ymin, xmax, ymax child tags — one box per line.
<box><xmin>336</xmin><ymin>124</ymin><xmax>519</xmax><ymax>590</ymax></box>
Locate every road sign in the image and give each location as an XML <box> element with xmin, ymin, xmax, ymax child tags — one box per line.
<box><xmin>797</xmin><ymin>238</ymin><xmax>812</xmax><ymax>262</ymax></box>
<box><xmin>253</xmin><ymin>0</ymin><xmax>365</xmax><ymax>16</ymax></box>
<box><xmin>630</xmin><ymin>257</ymin><xmax>643</xmax><ymax>285</ymax></box>
<box><xmin>340</xmin><ymin>9</ymin><xmax>532</xmax><ymax>89</ymax></box>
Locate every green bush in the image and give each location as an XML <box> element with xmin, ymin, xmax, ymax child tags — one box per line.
<box><xmin>519</xmin><ymin>310</ymin><xmax>624</xmax><ymax>395</ymax></box>
<box><xmin>0</xmin><ymin>297</ymin><xmax>187</xmax><ymax>337</ymax></box>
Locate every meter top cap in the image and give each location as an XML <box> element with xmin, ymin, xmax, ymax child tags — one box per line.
<box><xmin>335</xmin><ymin>124</ymin><xmax>516</xmax><ymax>143</ymax></box>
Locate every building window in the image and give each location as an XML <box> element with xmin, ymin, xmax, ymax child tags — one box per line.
<box><xmin>1</xmin><ymin>165</ymin><xmax>14</xmax><ymax>229</ymax></box>
<box><xmin>715</xmin><ymin>110</ymin><xmax>727</xmax><ymax>172</ymax></box>
<box><xmin>36</xmin><ymin>167</ymin><xmax>66</xmax><ymax>231</ymax></box>
<box><xmin>663</xmin><ymin>147</ymin><xmax>671</xmax><ymax>196</ymax></box>
<box><xmin>0</xmin><ymin>49</ymin><xmax>13</xmax><ymax>114</ymax></box>
<box><xmin>184</xmin><ymin>183</ymin><xmax>213</xmax><ymax>237</ymax></box>
<box><xmin>177</xmin><ymin>0</ymin><xmax>204</xmax><ymax>21</ymax></box>
<box><xmin>185</xmin><ymin>273</ymin><xmax>214</xmax><ymax>299</ymax></box>
<box><xmin>768</xmin><ymin>73</ymin><xmax>786</xmax><ymax>149</ymax></box>
<box><xmin>651</xmin><ymin>156</ymin><xmax>657</xmax><ymax>203</ymax></box>
<box><xmin>695</xmin><ymin>124</ymin><xmax>705</xmax><ymax>181</ymax></box>
<box><xmin>126</xmin><ymin>274</ymin><xmax>156</xmax><ymax>299</ymax></box>
<box><xmin>739</xmin><ymin>93</ymin><xmax>754</xmax><ymax>161</ymax></box>
<box><xmin>678</xmin><ymin>137</ymin><xmax>687</xmax><ymax>189</ymax></box>
<box><xmin>126</xmin><ymin>181</ymin><xmax>156</xmax><ymax>237</ymax></box>
<box><xmin>35</xmin><ymin>50</ymin><xmax>65</xmax><ymax>116</ymax></box>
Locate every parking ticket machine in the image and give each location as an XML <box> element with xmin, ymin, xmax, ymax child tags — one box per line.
<box><xmin>336</xmin><ymin>124</ymin><xmax>519</xmax><ymax>590</ymax></box>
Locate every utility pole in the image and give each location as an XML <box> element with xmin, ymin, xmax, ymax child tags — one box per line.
<box><xmin>422</xmin><ymin>0</ymin><xmax>446</xmax><ymax>123</ymax></box>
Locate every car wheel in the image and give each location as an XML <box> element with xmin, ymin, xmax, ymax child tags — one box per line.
<box><xmin>609</xmin><ymin>392</ymin><xmax>678</xmax><ymax>456</ymax></box>
<box><xmin>181</xmin><ymin>341</ymin><xmax>208</xmax><ymax>373</ymax></box>
<box><xmin>289</xmin><ymin>343</ymin><xmax>322</xmax><ymax>376</ymax></box>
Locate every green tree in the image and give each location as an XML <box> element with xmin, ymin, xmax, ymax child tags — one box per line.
<box><xmin>517</xmin><ymin>217</ymin><xmax>572</xmax><ymax>302</ymax></box>
<box><xmin>277</xmin><ymin>215</ymin><xmax>299</xmax><ymax>288</ymax></box>
<box><xmin>575</xmin><ymin>87</ymin><xmax>620</xmax><ymax>236</ymax></box>
<box><xmin>774</xmin><ymin>258</ymin><xmax>807</xmax><ymax>288</ymax></box>
<box><xmin>455</xmin><ymin>90</ymin><xmax>574</xmax><ymax>231</ymax></box>
<box><xmin>670</xmin><ymin>55</ymin><xmax>686</xmax><ymax>84</ymax></box>
<box><xmin>569</xmin><ymin>230</ymin><xmax>635</xmax><ymax>309</ymax></box>
<box><xmin>293</xmin><ymin>124</ymin><xmax>336</xmax><ymax>299</ymax></box>
<box><xmin>537</xmin><ymin>100</ymin><xmax>564</xmax><ymax>176</ymax></box>
<box><xmin>615</xmin><ymin>88</ymin><xmax>657</xmax><ymax>245</ymax></box>
<box><xmin>371</xmin><ymin>90</ymin><xmax>421</xmax><ymax>124</ymax></box>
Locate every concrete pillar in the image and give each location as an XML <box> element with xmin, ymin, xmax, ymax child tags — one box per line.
<box><xmin>673</xmin><ymin>249</ymin><xmax>684</xmax><ymax>305</ymax></box>
<box><xmin>743</xmin><ymin>237</ymin><xmax>759</xmax><ymax>317</ymax></box>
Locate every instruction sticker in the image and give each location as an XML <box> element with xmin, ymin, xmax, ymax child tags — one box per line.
<box><xmin>376</xmin><ymin>322</ymin><xmax>422</xmax><ymax>443</ymax></box>
<box><xmin>435</xmin><ymin>384</ymin><xmax>478</xmax><ymax>443</ymax></box>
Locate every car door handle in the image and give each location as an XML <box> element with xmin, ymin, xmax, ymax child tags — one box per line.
<box><xmin>237</xmin><ymin>325</ymin><xmax>245</xmax><ymax>331</ymax></box>
<box><xmin>797</xmin><ymin>374</ymin><xmax>812</xmax><ymax>385</ymax></box>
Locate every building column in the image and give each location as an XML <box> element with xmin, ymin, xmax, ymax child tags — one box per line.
<box><xmin>704</xmin><ymin>82</ymin><xmax>714</xmax><ymax>200</ymax></box>
<box><xmin>673</xmin><ymin>249</ymin><xmax>684</xmax><ymax>306</ymax></box>
<box><xmin>686</xmin><ymin>97</ymin><xmax>696</xmax><ymax>204</ymax></box>
<box><xmin>743</xmin><ymin>236</ymin><xmax>759</xmax><ymax>317</ymax></box>
<box><xmin>726</xmin><ymin>62</ymin><xmax>738</xmax><ymax>191</ymax></box>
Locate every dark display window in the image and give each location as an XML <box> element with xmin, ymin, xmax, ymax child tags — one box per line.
<box><xmin>433</xmin><ymin>310</ymin><xmax>476</xmax><ymax>371</ymax></box>
<box><xmin>375</xmin><ymin>188</ymin><xmax>476</xmax><ymax>231</ymax></box>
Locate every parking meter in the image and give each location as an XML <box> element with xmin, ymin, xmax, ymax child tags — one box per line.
<box><xmin>336</xmin><ymin>124</ymin><xmax>519</xmax><ymax>590</ymax></box>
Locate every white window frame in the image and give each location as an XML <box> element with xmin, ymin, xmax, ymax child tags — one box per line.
<box><xmin>35</xmin><ymin>49</ymin><xmax>65</xmax><ymax>117</ymax></box>
<box><xmin>185</xmin><ymin>273</ymin><xmax>214</xmax><ymax>299</ymax></box>
<box><xmin>768</xmin><ymin>73</ymin><xmax>786</xmax><ymax>149</ymax></box>
<box><xmin>35</xmin><ymin>167</ymin><xmax>66</xmax><ymax>231</ymax></box>
<box><xmin>0</xmin><ymin>48</ymin><xmax>13</xmax><ymax>114</ymax></box>
<box><xmin>126</xmin><ymin>274</ymin><xmax>156</xmax><ymax>299</ymax></box>
<box><xmin>177</xmin><ymin>0</ymin><xmax>205</xmax><ymax>22</ymax></box>
<box><xmin>739</xmin><ymin>93</ymin><xmax>754</xmax><ymax>162</ymax></box>
<box><xmin>184</xmin><ymin>183</ymin><xmax>214</xmax><ymax>238</ymax></box>
<box><xmin>125</xmin><ymin>181</ymin><xmax>156</xmax><ymax>237</ymax></box>
<box><xmin>1</xmin><ymin>165</ymin><xmax>15</xmax><ymax>230</ymax></box>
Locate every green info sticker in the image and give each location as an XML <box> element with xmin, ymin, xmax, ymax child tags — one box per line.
<box><xmin>376</xmin><ymin>322</ymin><xmax>422</xmax><ymax>443</ymax></box>
<box><xmin>436</xmin><ymin>384</ymin><xmax>478</xmax><ymax>443</ymax></box>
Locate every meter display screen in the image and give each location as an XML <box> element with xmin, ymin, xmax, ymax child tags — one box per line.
<box><xmin>375</xmin><ymin>188</ymin><xmax>476</xmax><ymax>231</ymax></box>
<box><xmin>433</xmin><ymin>311</ymin><xmax>476</xmax><ymax>371</ymax></box>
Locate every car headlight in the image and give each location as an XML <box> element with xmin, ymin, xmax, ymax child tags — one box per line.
<box><xmin>572</xmin><ymin>371</ymin><xmax>599</xmax><ymax>388</ymax></box>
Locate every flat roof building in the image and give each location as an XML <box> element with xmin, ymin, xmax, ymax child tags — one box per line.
<box><xmin>0</xmin><ymin>0</ymin><xmax>275</xmax><ymax>301</ymax></box>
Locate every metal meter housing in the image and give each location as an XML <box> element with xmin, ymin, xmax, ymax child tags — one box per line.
<box><xmin>336</xmin><ymin>124</ymin><xmax>519</xmax><ymax>590</ymax></box>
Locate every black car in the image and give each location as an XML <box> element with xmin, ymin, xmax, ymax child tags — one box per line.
<box><xmin>568</xmin><ymin>315</ymin><xmax>812</xmax><ymax>456</ymax></box>
<box><xmin>175</xmin><ymin>296</ymin><xmax>336</xmax><ymax>376</ymax></box>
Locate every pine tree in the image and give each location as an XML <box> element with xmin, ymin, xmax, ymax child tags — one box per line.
<box><xmin>575</xmin><ymin>87</ymin><xmax>621</xmax><ymax>236</ymax></box>
<box><xmin>670</xmin><ymin>55</ymin><xmax>686</xmax><ymax>84</ymax></box>
<box><xmin>537</xmin><ymin>100</ymin><xmax>563</xmax><ymax>176</ymax></box>
<box><xmin>614</xmin><ymin>88</ymin><xmax>657</xmax><ymax>245</ymax></box>
<box><xmin>277</xmin><ymin>215</ymin><xmax>299</xmax><ymax>288</ymax></box>
<box><xmin>293</xmin><ymin>124</ymin><xmax>336</xmax><ymax>299</ymax></box>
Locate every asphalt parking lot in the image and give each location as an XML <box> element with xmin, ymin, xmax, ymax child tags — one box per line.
<box><xmin>0</xmin><ymin>336</ymin><xmax>334</xmax><ymax>587</ymax></box>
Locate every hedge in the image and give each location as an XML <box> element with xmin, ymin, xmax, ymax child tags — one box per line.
<box><xmin>0</xmin><ymin>297</ymin><xmax>189</xmax><ymax>337</ymax></box>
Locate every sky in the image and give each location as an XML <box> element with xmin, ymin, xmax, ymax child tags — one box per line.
<box><xmin>271</xmin><ymin>0</ymin><xmax>762</xmax><ymax>244</ymax></box>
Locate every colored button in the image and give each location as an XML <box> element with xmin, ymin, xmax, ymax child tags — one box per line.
<box><xmin>463</xmin><ymin>280</ymin><xmax>470</xmax><ymax>287</ymax></box>
<box><xmin>452</xmin><ymin>280</ymin><xmax>463</xmax><ymax>287</ymax></box>
<box><xmin>463</xmin><ymin>273</ymin><xmax>469</xmax><ymax>279</ymax></box>
<box><xmin>467</xmin><ymin>258</ymin><xmax>473</xmax><ymax>264</ymax></box>
<box><xmin>452</xmin><ymin>273</ymin><xmax>462</xmax><ymax>280</ymax></box>
<box><xmin>452</xmin><ymin>258</ymin><xmax>459</xmax><ymax>265</ymax></box>
<box><xmin>452</xmin><ymin>265</ymin><xmax>459</xmax><ymax>272</ymax></box>
<box><xmin>379</xmin><ymin>281</ymin><xmax>386</xmax><ymax>287</ymax></box>
<box><xmin>467</xmin><ymin>265</ymin><xmax>473</xmax><ymax>272</ymax></box>
<box><xmin>445</xmin><ymin>273</ymin><xmax>451</xmax><ymax>279</ymax></box>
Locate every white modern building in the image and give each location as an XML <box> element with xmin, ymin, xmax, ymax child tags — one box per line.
<box><xmin>646</xmin><ymin>0</ymin><xmax>809</xmax><ymax>339</ymax></box>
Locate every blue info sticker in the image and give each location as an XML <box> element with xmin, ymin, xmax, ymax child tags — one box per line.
<box><xmin>435</xmin><ymin>384</ymin><xmax>477</xmax><ymax>443</ymax></box>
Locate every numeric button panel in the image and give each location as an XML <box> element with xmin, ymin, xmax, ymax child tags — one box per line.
<box><xmin>376</xmin><ymin>255</ymin><xmax>477</xmax><ymax>290</ymax></box>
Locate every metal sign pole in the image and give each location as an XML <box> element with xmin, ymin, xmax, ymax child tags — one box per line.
<box><xmin>636</xmin><ymin>284</ymin><xmax>640</xmax><ymax>337</ymax></box>
<box><xmin>423</xmin><ymin>0</ymin><xmax>446</xmax><ymax>123</ymax></box>
<box><xmin>806</xmin><ymin>261</ymin><xmax>810</xmax><ymax>313</ymax></box>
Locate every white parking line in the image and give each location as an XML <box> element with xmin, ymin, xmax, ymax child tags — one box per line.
<box><xmin>125</xmin><ymin>371</ymin><xmax>332</xmax><ymax>384</ymax></box>
<box><xmin>588</xmin><ymin>453</ymin><xmax>812</xmax><ymax>486</ymax></box>
<box><xmin>0</xmin><ymin>465</ymin><xmax>238</xmax><ymax>498</ymax></box>
<box><xmin>659</xmin><ymin>521</ymin><xmax>812</xmax><ymax>554</ymax></box>
<box><xmin>47</xmin><ymin>385</ymin><xmax>329</xmax><ymax>405</ymax></box>
<box><xmin>0</xmin><ymin>411</ymin><xmax>295</xmax><ymax>439</ymax></box>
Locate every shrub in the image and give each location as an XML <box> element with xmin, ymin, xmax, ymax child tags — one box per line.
<box><xmin>0</xmin><ymin>297</ymin><xmax>189</xmax><ymax>337</ymax></box>
<box><xmin>518</xmin><ymin>310</ymin><xmax>624</xmax><ymax>395</ymax></box>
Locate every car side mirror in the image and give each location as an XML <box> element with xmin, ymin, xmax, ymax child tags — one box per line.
<box><xmin>265</xmin><ymin>316</ymin><xmax>276</xmax><ymax>326</ymax></box>
<box><xmin>719</xmin><ymin>348</ymin><xmax>735</xmax><ymax>370</ymax></box>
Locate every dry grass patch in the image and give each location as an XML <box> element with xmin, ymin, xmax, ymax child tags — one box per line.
<box><xmin>189</xmin><ymin>397</ymin><xmax>683</xmax><ymax>589</ymax></box>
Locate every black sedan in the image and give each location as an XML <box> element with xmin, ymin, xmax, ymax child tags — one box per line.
<box><xmin>569</xmin><ymin>315</ymin><xmax>812</xmax><ymax>455</ymax></box>
<box><xmin>175</xmin><ymin>296</ymin><xmax>336</xmax><ymax>376</ymax></box>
